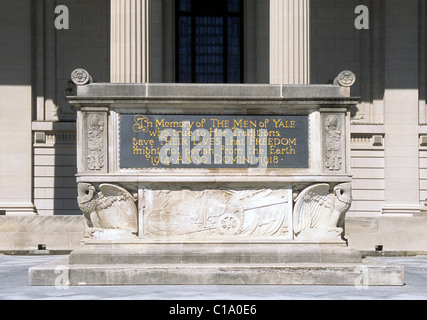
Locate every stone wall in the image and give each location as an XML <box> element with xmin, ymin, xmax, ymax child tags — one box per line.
<box><xmin>0</xmin><ymin>1</ymin><xmax>109</xmax><ymax>251</ymax></box>
<box><xmin>33</xmin><ymin>125</ymin><xmax>79</xmax><ymax>216</ymax></box>
<box><xmin>32</xmin><ymin>0</ymin><xmax>110</xmax><ymax>216</ymax></box>
<box><xmin>0</xmin><ymin>216</ymin><xmax>84</xmax><ymax>252</ymax></box>
<box><xmin>310</xmin><ymin>0</ymin><xmax>427</xmax><ymax>252</ymax></box>
<box><xmin>346</xmin><ymin>215</ymin><xmax>427</xmax><ymax>253</ymax></box>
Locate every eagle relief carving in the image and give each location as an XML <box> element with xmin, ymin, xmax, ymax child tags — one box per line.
<box><xmin>77</xmin><ymin>183</ymin><xmax>138</xmax><ymax>239</ymax></box>
<box><xmin>293</xmin><ymin>183</ymin><xmax>352</xmax><ymax>241</ymax></box>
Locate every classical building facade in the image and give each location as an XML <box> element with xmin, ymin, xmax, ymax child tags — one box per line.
<box><xmin>1</xmin><ymin>0</ymin><xmax>427</xmax><ymax>253</ymax></box>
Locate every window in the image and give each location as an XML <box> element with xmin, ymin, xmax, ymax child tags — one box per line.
<box><xmin>176</xmin><ymin>0</ymin><xmax>243</xmax><ymax>83</ymax></box>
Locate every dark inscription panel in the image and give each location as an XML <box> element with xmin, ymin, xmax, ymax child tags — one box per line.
<box><xmin>120</xmin><ymin>114</ymin><xmax>309</xmax><ymax>169</ymax></box>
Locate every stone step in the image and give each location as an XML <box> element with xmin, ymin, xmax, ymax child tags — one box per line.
<box><xmin>29</xmin><ymin>257</ymin><xmax>404</xmax><ymax>286</ymax></box>
<box><xmin>68</xmin><ymin>243</ymin><xmax>363</xmax><ymax>265</ymax></box>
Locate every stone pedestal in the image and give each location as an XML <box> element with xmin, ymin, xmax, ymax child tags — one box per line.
<box><xmin>29</xmin><ymin>77</ymin><xmax>404</xmax><ymax>286</ymax></box>
<box><xmin>30</xmin><ymin>242</ymin><xmax>403</xmax><ymax>286</ymax></box>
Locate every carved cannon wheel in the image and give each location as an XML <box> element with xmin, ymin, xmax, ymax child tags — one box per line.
<box><xmin>217</xmin><ymin>213</ymin><xmax>242</xmax><ymax>236</ymax></box>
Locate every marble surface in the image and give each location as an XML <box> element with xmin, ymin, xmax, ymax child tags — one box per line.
<box><xmin>1</xmin><ymin>254</ymin><xmax>427</xmax><ymax>300</ymax></box>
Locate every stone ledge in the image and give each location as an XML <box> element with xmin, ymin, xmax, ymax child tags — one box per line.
<box><xmin>73</xmin><ymin>83</ymin><xmax>351</xmax><ymax>99</ymax></box>
<box><xmin>75</xmin><ymin>173</ymin><xmax>353</xmax><ymax>184</ymax></box>
<box><xmin>68</xmin><ymin>83</ymin><xmax>359</xmax><ymax>109</ymax></box>
<box><xmin>68</xmin><ymin>243</ymin><xmax>363</xmax><ymax>265</ymax></box>
<box><xmin>29</xmin><ymin>258</ymin><xmax>404</xmax><ymax>286</ymax></box>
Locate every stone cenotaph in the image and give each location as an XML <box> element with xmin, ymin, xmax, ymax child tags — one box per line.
<box><xmin>29</xmin><ymin>69</ymin><xmax>404</xmax><ymax>286</ymax></box>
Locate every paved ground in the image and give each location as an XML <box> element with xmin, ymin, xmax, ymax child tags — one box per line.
<box><xmin>1</xmin><ymin>254</ymin><xmax>427</xmax><ymax>300</ymax></box>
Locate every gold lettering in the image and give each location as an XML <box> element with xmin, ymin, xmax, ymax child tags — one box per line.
<box><xmin>272</xmin><ymin>119</ymin><xmax>296</xmax><ymax>129</ymax></box>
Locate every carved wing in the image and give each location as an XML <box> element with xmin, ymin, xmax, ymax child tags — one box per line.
<box><xmin>293</xmin><ymin>184</ymin><xmax>333</xmax><ymax>235</ymax></box>
<box><xmin>96</xmin><ymin>184</ymin><xmax>138</xmax><ymax>233</ymax></box>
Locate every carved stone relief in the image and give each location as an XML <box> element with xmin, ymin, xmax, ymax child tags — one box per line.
<box><xmin>293</xmin><ymin>183</ymin><xmax>352</xmax><ymax>241</ymax></box>
<box><xmin>140</xmin><ymin>186</ymin><xmax>291</xmax><ymax>240</ymax></box>
<box><xmin>323</xmin><ymin>114</ymin><xmax>345</xmax><ymax>172</ymax></box>
<box><xmin>333</xmin><ymin>70</ymin><xmax>356</xmax><ymax>87</ymax></box>
<box><xmin>71</xmin><ymin>68</ymin><xmax>93</xmax><ymax>85</ymax></box>
<box><xmin>77</xmin><ymin>183</ymin><xmax>138</xmax><ymax>239</ymax></box>
<box><xmin>86</xmin><ymin>113</ymin><xmax>106</xmax><ymax>172</ymax></box>
<box><xmin>75</xmin><ymin>181</ymin><xmax>352</xmax><ymax>242</ymax></box>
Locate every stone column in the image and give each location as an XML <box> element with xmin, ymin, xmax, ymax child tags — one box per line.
<box><xmin>382</xmin><ymin>0</ymin><xmax>421</xmax><ymax>215</ymax></box>
<box><xmin>0</xmin><ymin>0</ymin><xmax>36</xmax><ymax>215</ymax></box>
<box><xmin>269</xmin><ymin>0</ymin><xmax>310</xmax><ymax>84</ymax></box>
<box><xmin>111</xmin><ymin>0</ymin><xmax>150</xmax><ymax>83</ymax></box>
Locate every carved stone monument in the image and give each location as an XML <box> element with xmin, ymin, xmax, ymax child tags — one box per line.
<box><xmin>29</xmin><ymin>70</ymin><xmax>404</xmax><ymax>286</ymax></box>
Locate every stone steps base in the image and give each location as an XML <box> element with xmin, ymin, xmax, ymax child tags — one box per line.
<box><xmin>29</xmin><ymin>254</ymin><xmax>404</xmax><ymax>287</ymax></box>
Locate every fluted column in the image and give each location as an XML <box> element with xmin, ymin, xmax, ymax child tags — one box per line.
<box><xmin>111</xmin><ymin>0</ymin><xmax>150</xmax><ymax>83</ymax></box>
<box><xmin>270</xmin><ymin>0</ymin><xmax>310</xmax><ymax>84</ymax></box>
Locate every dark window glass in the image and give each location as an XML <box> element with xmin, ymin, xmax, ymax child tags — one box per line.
<box><xmin>176</xmin><ymin>0</ymin><xmax>243</xmax><ymax>83</ymax></box>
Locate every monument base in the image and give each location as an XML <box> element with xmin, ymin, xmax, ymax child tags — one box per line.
<box><xmin>29</xmin><ymin>242</ymin><xmax>404</xmax><ymax>286</ymax></box>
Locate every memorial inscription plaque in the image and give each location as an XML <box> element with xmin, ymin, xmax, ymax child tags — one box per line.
<box><xmin>120</xmin><ymin>114</ymin><xmax>309</xmax><ymax>169</ymax></box>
